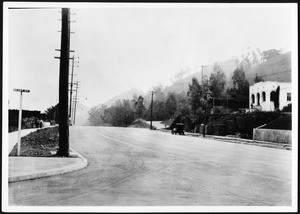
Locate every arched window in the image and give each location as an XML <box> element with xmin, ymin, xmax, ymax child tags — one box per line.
<box><xmin>251</xmin><ymin>94</ymin><xmax>255</xmax><ymax>104</ymax></box>
<box><xmin>257</xmin><ymin>93</ymin><xmax>260</xmax><ymax>105</ymax></box>
<box><xmin>262</xmin><ymin>91</ymin><xmax>266</xmax><ymax>102</ymax></box>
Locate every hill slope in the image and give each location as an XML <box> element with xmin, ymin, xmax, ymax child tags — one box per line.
<box><xmin>246</xmin><ymin>52</ymin><xmax>291</xmax><ymax>85</ymax></box>
<box><xmin>100</xmin><ymin>88</ymin><xmax>145</xmax><ymax>107</ymax></box>
<box><xmin>164</xmin><ymin>58</ymin><xmax>240</xmax><ymax>94</ymax></box>
<box><xmin>93</xmin><ymin>52</ymin><xmax>291</xmax><ymax>109</ymax></box>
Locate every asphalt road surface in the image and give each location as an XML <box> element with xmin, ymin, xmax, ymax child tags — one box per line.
<box><xmin>9</xmin><ymin>126</ymin><xmax>292</xmax><ymax>206</ymax></box>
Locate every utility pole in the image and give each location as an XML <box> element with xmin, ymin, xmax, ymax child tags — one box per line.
<box><xmin>69</xmin><ymin>56</ymin><xmax>79</xmax><ymax>119</ymax></box>
<box><xmin>201</xmin><ymin>65</ymin><xmax>204</xmax><ymax>94</ymax></box>
<box><xmin>73</xmin><ymin>81</ymin><xmax>79</xmax><ymax>125</ymax></box>
<box><xmin>69</xmin><ymin>56</ymin><xmax>74</xmax><ymax>118</ymax></box>
<box><xmin>150</xmin><ymin>91</ymin><xmax>154</xmax><ymax>130</ymax></box>
<box><xmin>201</xmin><ymin>65</ymin><xmax>206</xmax><ymax>137</ymax></box>
<box><xmin>57</xmin><ymin>8</ymin><xmax>70</xmax><ymax>157</ymax></box>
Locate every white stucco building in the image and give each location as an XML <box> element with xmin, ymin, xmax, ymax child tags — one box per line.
<box><xmin>249</xmin><ymin>81</ymin><xmax>291</xmax><ymax>111</ymax></box>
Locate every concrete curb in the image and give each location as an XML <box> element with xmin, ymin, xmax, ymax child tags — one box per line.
<box><xmin>8</xmin><ymin>148</ymin><xmax>88</xmax><ymax>183</ymax></box>
<box><xmin>155</xmin><ymin>129</ymin><xmax>291</xmax><ymax>150</ymax></box>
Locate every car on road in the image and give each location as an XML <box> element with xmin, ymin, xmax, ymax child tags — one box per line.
<box><xmin>171</xmin><ymin>123</ymin><xmax>185</xmax><ymax>135</ymax></box>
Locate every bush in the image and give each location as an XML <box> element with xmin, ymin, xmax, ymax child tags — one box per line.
<box><xmin>282</xmin><ymin>104</ymin><xmax>291</xmax><ymax>112</ymax></box>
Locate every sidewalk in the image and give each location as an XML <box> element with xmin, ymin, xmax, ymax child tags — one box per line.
<box><xmin>8</xmin><ymin>128</ymin><xmax>87</xmax><ymax>183</ymax></box>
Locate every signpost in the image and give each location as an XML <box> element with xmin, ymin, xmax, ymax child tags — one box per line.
<box><xmin>13</xmin><ymin>88</ymin><xmax>30</xmax><ymax>156</ymax></box>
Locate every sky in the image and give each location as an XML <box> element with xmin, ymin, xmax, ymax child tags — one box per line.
<box><xmin>4</xmin><ymin>3</ymin><xmax>297</xmax><ymax>112</ymax></box>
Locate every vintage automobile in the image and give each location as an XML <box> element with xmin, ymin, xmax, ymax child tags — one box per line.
<box><xmin>171</xmin><ymin>123</ymin><xmax>185</xmax><ymax>135</ymax></box>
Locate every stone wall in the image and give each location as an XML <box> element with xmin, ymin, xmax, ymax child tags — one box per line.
<box><xmin>253</xmin><ymin>128</ymin><xmax>292</xmax><ymax>144</ymax></box>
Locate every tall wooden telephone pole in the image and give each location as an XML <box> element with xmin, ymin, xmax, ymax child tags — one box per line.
<box><xmin>58</xmin><ymin>8</ymin><xmax>70</xmax><ymax>157</ymax></box>
<box><xmin>73</xmin><ymin>81</ymin><xmax>79</xmax><ymax>125</ymax></box>
<box><xmin>69</xmin><ymin>56</ymin><xmax>75</xmax><ymax>118</ymax></box>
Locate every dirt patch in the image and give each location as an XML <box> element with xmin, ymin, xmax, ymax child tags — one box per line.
<box><xmin>9</xmin><ymin>127</ymin><xmax>77</xmax><ymax>158</ymax></box>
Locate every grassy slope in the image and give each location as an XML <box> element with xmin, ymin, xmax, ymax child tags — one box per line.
<box><xmin>9</xmin><ymin>127</ymin><xmax>76</xmax><ymax>157</ymax></box>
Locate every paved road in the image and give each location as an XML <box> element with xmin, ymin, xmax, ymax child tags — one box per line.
<box><xmin>9</xmin><ymin>126</ymin><xmax>292</xmax><ymax>206</ymax></box>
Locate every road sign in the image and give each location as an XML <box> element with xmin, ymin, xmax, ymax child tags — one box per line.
<box><xmin>13</xmin><ymin>88</ymin><xmax>30</xmax><ymax>156</ymax></box>
<box><xmin>13</xmin><ymin>89</ymin><xmax>30</xmax><ymax>93</ymax></box>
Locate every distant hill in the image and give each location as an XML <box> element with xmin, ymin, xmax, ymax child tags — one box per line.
<box><xmin>100</xmin><ymin>88</ymin><xmax>145</xmax><ymax>107</ymax></box>
<box><xmin>93</xmin><ymin>52</ymin><xmax>291</xmax><ymax>109</ymax></box>
<box><xmin>164</xmin><ymin>57</ymin><xmax>240</xmax><ymax>94</ymax></box>
<box><xmin>164</xmin><ymin>52</ymin><xmax>291</xmax><ymax>94</ymax></box>
<box><xmin>245</xmin><ymin>51</ymin><xmax>291</xmax><ymax>85</ymax></box>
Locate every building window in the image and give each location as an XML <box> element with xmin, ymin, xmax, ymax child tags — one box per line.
<box><xmin>251</xmin><ymin>94</ymin><xmax>255</xmax><ymax>104</ymax></box>
<box><xmin>257</xmin><ymin>93</ymin><xmax>260</xmax><ymax>105</ymax></box>
<box><xmin>262</xmin><ymin>91</ymin><xmax>266</xmax><ymax>102</ymax></box>
<box><xmin>287</xmin><ymin>93</ymin><xmax>291</xmax><ymax>101</ymax></box>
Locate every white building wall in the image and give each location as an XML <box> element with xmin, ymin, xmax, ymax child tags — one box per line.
<box><xmin>279</xmin><ymin>82</ymin><xmax>292</xmax><ymax>109</ymax></box>
<box><xmin>249</xmin><ymin>81</ymin><xmax>291</xmax><ymax>111</ymax></box>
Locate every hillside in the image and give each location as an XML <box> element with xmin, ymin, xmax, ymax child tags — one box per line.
<box><xmin>100</xmin><ymin>88</ymin><xmax>145</xmax><ymax>107</ymax></box>
<box><xmin>246</xmin><ymin>52</ymin><xmax>291</xmax><ymax>85</ymax></box>
<box><xmin>164</xmin><ymin>58</ymin><xmax>240</xmax><ymax>94</ymax></box>
<box><xmin>94</xmin><ymin>52</ymin><xmax>291</xmax><ymax>109</ymax></box>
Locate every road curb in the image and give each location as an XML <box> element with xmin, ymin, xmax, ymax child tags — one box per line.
<box><xmin>155</xmin><ymin>129</ymin><xmax>290</xmax><ymax>150</ymax></box>
<box><xmin>8</xmin><ymin>148</ymin><xmax>88</xmax><ymax>183</ymax></box>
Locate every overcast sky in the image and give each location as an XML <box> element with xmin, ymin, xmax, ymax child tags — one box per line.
<box><xmin>5</xmin><ymin>3</ymin><xmax>296</xmax><ymax>111</ymax></box>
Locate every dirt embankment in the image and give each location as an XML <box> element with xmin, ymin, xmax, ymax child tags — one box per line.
<box><xmin>9</xmin><ymin>127</ymin><xmax>75</xmax><ymax>157</ymax></box>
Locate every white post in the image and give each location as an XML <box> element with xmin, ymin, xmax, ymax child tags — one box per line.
<box><xmin>17</xmin><ymin>92</ymin><xmax>23</xmax><ymax>156</ymax></box>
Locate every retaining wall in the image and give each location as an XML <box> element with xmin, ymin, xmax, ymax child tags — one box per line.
<box><xmin>253</xmin><ymin>128</ymin><xmax>292</xmax><ymax>144</ymax></box>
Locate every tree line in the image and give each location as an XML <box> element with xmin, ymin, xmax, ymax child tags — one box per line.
<box><xmin>88</xmin><ymin>60</ymin><xmax>252</xmax><ymax>127</ymax></box>
<box><xmin>86</xmin><ymin>48</ymin><xmax>283</xmax><ymax>127</ymax></box>
<box><xmin>41</xmin><ymin>48</ymin><xmax>283</xmax><ymax>128</ymax></box>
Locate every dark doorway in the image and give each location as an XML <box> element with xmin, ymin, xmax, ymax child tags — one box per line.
<box><xmin>270</xmin><ymin>86</ymin><xmax>280</xmax><ymax>110</ymax></box>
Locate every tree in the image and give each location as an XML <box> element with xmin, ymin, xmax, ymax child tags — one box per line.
<box><xmin>239</xmin><ymin>48</ymin><xmax>264</xmax><ymax>70</ymax></box>
<box><xmin>110</xmin><ymin>99</ymin><xmax>135</xmax><ymax>127</ymax></box>
<box><xmin>227</xmin><ymin>67</ymin><xmax>249</xmax><ymax>98</ymax></box>
<box><xmin>254</xmin><ymin>73</ymin><xmax>264</xmax><ymax>83</ymax></box>
<box><xmin>146</xmin><ymin>99</ymin><xmax>167</xmax><ymax>121</ymax></box>
<box><xmin>176</xmin><ymin>92</ymin><xmax>191</xmax><ymax>116</ymax></box>
<box><xmin>88</xmin><ymin>105</ymin><xmax>108</xmax><ymax>126</ymax></box>
<box><xmin>187</xmin><ymin>77</ymin><xmax>203</xmax><ymax>111</ymax></box>
<box><xmin>88</xmin><ymin>100</ymin><xmax>136</xmax><ymax>127</ymax></box>
<box><xmin>101</xmin><ymin>106</ymin><xmax>113</xmax><ymax>125</ymax></box>
<box><xmin>251</xmin><ymin>50</ymin><xmax>259</xmax><ymax>65</ymax></box>
<box><xmin>133</xmin><ymin>95</ymin><xmax>147</xmax><ymax>119</ymax></box>
<box><xmin>239</xmin><ymin>54</ymin><xmax>252</xmax><ymax>71</ymax></box>
<box><xmin>170</xmin><ymin>67</ymin><xmax>191</xmax><ymax>83</ymax></box>
<box><xmin>45</xmin><ymin>104</ymin><xmax>59</xmax><ymax>124</ymax></box>
<box><xmin>165</xmin><ymin>93</ymin><xmax>177</xmax><ymax>118</ymax></box>
<box><xmin>209</xmin><ymin>63</ymin><xmax>226</xmax><ymax>98</ymax></box>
